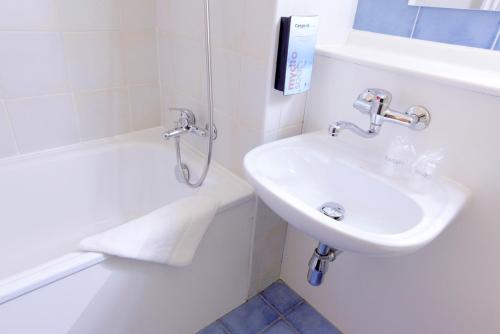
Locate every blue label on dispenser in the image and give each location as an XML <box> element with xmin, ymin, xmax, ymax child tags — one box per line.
<box><xmin>283</xmin><ymin>16</ymin><xmax>319</xmax><ymax>96</ymax></box>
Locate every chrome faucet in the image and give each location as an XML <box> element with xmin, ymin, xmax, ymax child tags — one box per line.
<box><xmin>329</xmin><ymin>89</ymin><xmax>431</xmax><ymax>138</ymax></box>
<box><xmin>162</xmin><ymin>108</ymin><xmax>216</xmax><ymax>140</ymax></box>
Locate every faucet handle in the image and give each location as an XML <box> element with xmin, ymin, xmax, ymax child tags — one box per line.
<box><xmin>354</xmin><ymin>89</ymin><xmax>392</xmax><ymax>114</ymax></box>
<box><xmin>365</xmin><ymin>88</ymin><xmax>392</xmax><ymax>103</ymax></box>
<box><xmin>353</xmin><ymin>90</ymin><xmax>377</xmax><ymax>114</ymax></box>
<box><xmin>169</xmin><ymin>107</ymin><xmax>196</xmax><ymax>127</ymax></box>
<box><xmin>353</xmin><ymin>99</ymin><xmax>372</xmax><ymax>114</ymax></box>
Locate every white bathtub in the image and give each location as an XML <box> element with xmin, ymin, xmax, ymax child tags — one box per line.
<box><xmin>0</xmin><ymin>128</ymin><xmax>255</xmax><ymax>334</ymax></box>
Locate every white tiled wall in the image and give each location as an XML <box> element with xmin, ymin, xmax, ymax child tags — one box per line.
<box><xmin>156</xmin><ymin>0</ymin><xmax>314</xmax><ymax>175</ymax></box>
<box><xmin>0</xmin><ymin>0</ymin><xmax>161</xmax><ymax>158</ymax></box>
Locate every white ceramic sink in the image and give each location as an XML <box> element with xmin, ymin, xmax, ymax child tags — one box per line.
<box><xmin>244</xmin><ymin>132</ymin><xmax>469</xmax><ymax>256</ymax></box>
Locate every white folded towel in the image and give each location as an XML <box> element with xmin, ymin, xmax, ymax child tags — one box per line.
<box><xmin>79</xmin><ymin>196</ymin><xmax>219</xmax><ymax>267</ymax></box>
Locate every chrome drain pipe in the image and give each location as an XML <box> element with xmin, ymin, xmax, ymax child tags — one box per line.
<box><xmin>307</xmin><ymin>243</ymin><xmax>340</xmax><ymax>286</ymax></box>
<box><xmin>308</xmin><ymin>202</ymin><xmax>345</xmax><ymax>286</ymax></box>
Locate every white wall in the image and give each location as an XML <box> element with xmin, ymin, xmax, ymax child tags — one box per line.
<box><xmin>0</xmin><ymin>0</ymin><xmax>162</xmax><ymax>158</ymax></box>
<box><xmin>280</xmin><ymin>53</ymin><xmax>500</xmax><ymax>334</ymax></box>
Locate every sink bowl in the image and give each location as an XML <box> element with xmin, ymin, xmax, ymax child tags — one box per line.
<box><xmin>244</xmin><ymin>132</ymin><xmax>469</xmax><ymax>256</ymax></box>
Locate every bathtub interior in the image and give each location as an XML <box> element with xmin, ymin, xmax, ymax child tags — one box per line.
<box><xmin>0</xmin><ymin>128</ymin><xmax>253</xmax><ymax>281</ymax></box>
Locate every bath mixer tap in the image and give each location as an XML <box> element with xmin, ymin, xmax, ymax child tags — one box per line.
<box><xmin>163</xmin><ymin>108</ymin><xmax>216</xmax><ymax>140</ymax></box>
<box><xmin>329</xmin><ymin>89</ymin><xmax>431</xmax><ymax>138</ymax></box>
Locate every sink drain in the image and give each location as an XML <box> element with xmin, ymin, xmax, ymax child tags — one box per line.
<box><xmin>319</xmin><ymin>202</ymin><xmax>345</xmax><ymax>221</ymax></box>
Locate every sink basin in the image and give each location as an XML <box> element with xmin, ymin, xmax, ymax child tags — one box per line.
<box><xmin>244</xmin><ymin>132</ymin><xmax>469</xmax><ymax>256</ymax></box>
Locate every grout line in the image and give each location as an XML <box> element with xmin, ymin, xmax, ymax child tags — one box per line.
<box><xmin>256</xmin><ymin>317</ymin><xmax>283</xmax><ymax>334</ymax></box>
<box><xmin>215</xmin><ymin>319</ymin><xmax>232</xmax><ymax>334</ymax></box>
<box><xmin>281</xmin><ymin>318</ymin><xmax>302</xmax><ymax>334</ymax></box>
<box><xmin>155</xmin><ymin>25</ymin><xmax>166</xmax><ymax>127</ymax></box>
<box><xmin>283</xmin><ymin>300</ymin><xmax>305</xmax><ymax>317</ymax></box>
<box><xmin>300</xmin><ymin>91</ymin><xmax>310</xmax><ymax>134</ymax></box>
<box><xmin>58</xmin><ymin>31</ymin><xmax>83</xmax><ymax>143</ymax></box>
<box><xmin>4</xmin><ymin>92</ymin><xmax>74</xmax><ymax>102</ymax></box>
<box><xmin>118</xmin><ymin>2</ymin><xmax>136</xmax><ymax>132</ymax></box>
<box><xmin>1</xmin><ymin>99</ymin><xmax>21</xmax><ymax>155</ymax></box>
<box><xmin>0</xmin><ymin>28</ymin><xmax>155</xmax><ymax>33</ymax></box>
<box><xmin>491</xmin><ymin>26</ymin><xmax>500</xmax><ymax>50</ymax></box>
<box><xmin>1</xmin><ymin>87</ymin><xmax>151</xmax><ymax>103</ymax></box>
<box><xmin>410</xmin><ymin>6</ymin><xmax>422</xmax><ymax>39</ymax></box>
<box><xmin>257</xmin><ymin>293</ymin><xmax>303</xmax><ymax>334</ymax></box>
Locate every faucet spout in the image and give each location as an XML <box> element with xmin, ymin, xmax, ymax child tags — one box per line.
<box><xmin>329</xmin><ymin>121</ymin><xmax>380</xmax><ymax>138</ymax></box>
<box><xmin>162</xmin><ymin>127</ymin><xmax>188</xmax><ymax>140</ymax></box>
<box><xmin>329</xmin><ymin>88</ymin><xmax>431</xmax><ymax>139</ymax></box>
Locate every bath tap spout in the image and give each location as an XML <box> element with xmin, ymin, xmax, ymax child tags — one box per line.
<box><xmin>163</xmin><ymin>127</ymin><xmax>188</xmax><ymax>140</ymax></box>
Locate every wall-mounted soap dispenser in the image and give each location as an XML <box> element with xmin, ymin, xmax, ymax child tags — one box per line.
<box><xmin>275</xmin><ymin>16</ymin><xmax>319</xmax><ymax>96</ymax></box>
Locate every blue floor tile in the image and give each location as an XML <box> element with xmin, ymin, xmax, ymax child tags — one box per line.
<box><xmin>261</xmin><ymin>281</ymin><xmax>303</xmax><ymax>314</ymax></box>
<box><xmin>286</xmin><ymin>303</ymin><xmax>341</xmax><ymax>334</ymax></box>
<box><xmin>220</xmin><ymin>295</ymin><xmax>279</xmax><ymax>334</ymax></box>
<box><xmin>197</xmin><ymin>321</ymin><xmax>228</xmax><ymax>334</ymax></box>
<box><xmin>263</xmin><ymin>320</ymin><xmax>296</xmax><ymax>334</ymax></box>
<box><xmin>199</xmin><ymin>281</ymin><xmax>341</xmax><ymax>334</ymax></box>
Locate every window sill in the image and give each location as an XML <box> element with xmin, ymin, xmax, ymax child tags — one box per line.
<box><xmin>316</xmin><ymin>31</ymin><xmax>500</xmax><ymax>97</ymax></box>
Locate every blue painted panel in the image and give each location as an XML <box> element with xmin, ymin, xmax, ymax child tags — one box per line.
<box><xmin>354</xmin><ymin>0</ymin><xmax>419</xmax><ymax>37</ymax></box>
<box><xmin>413</xmin><ymin>8</ymin><xmax>500</xmax><ymax>49</ymax></box>
<box><xmin>353</xmin><ymin>0</ymin><xmax>500</xmax><ymax>50</ymax></box>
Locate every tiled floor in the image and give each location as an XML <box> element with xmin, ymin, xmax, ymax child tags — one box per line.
<box><xmin>197</xmin><ymin>280</ymin><xmax>342</xmax><ymax>334</ymax></box>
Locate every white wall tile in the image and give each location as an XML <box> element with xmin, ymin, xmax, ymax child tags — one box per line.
<box><xmin>124</xmin><ymin>31</ymin><xmax>159</xmax><ymax>85</ymax></box>
<box><xmin>6</xmin><ymin>95</ymin><xmax>79</xmax><ymax>153</ymax></box>
<box><xmin>238</xmin><ymin>57</ymin><xmax>272</xmax><ymax>130</ymax></box>
<box><xmin>155</xmin><ymin>0</ymin><xmax>170</xmax><ymax>33</ymax></box>
<box><xmin>213</xmin><ymin>48</ymin><xmax>241</xmax><ymax>115</ymax></box>
<box><xmin>209</xmin><ymin>107</ymin><xmax>238</xmax><ymax>170</ymax></box>
<box><xmin>75</xmin><ymin>89</ymin><xmax>131</xmax><ymax>140</ymax></box>
<box><xmin>278</xmin><ymin>93</ymin><xmax>307</xmax><ymax>128</ymax></box>
<box><xmin>249</xmin><ymin>199</ymin><xmax>288</xmax><ymax>295</ymax></box>
<box><xmin>121</xmin><ymin>0</ymin><xmax>156</xmax><ymax>31</ymax></box>
<box><xmin>0</xmin><ymin>0</ymin><xmax>162</xmax><ymax>157</ymax></box>
<box><xmin>129</xmin><ymin>85</ymin><xmax>161</xmax><ymax>130</ymax></box>
<box><xmin>170</xmin><ymin>36</ymin><xmax>206</xmax><ymax>100</ymax></box>
<box><xmin>168</xmin><ymin>0</ymin><xmax>204</xmax><ymax>41</ymax></box>
<box><xmin>63</xmin><ymin>32</ymin><xmax>126</xmax><ymax>92</ymax></box>
<box><xmin>241</xmin><ymin>0</ymin><xmax>278</xmax><ymax>61</ymax></box>
<box><xmin>158</xmin><ymin>32</ymin><xmax>174</xmax><ymax>92</ymax></box>
<box><xmin>55</xmin><ymin>0</ymin><xmax>121</xmax><ymax>31</ymax></box>
<box><xmin>0</xmin><ymin>32</ymin><xmax>68</xmax><ymax>98</ymax></box>
<box><xmin>211</xmin><ymin>0</ymin><xmax>244</xmax><ymax>51</ymax></box>
<box><xmin>0</xmin><ymin>0</ymin><xmax>58</xmax><ymax>30</ymax></box>
<box><xmin>0</xmin><ymin>102</ymin><xmax>18</xmax><ymax>158</ymax></box>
